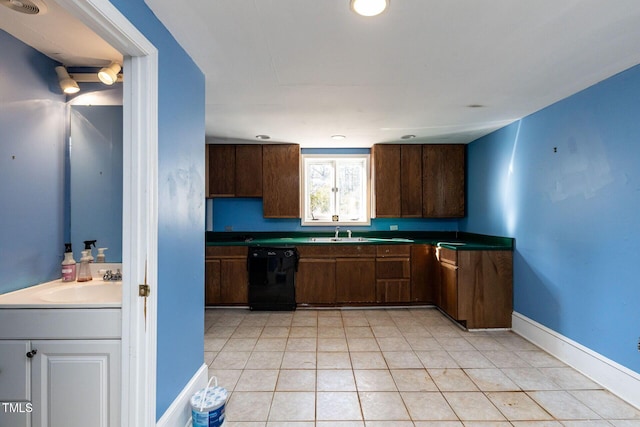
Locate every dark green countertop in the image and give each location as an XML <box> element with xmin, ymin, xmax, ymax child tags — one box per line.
<box><xmin>206</xmin><ymin>231</ymin><xmax>513</xmax><ymax>250</ymax></box>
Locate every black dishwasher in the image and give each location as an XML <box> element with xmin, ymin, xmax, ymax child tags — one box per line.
<box><xmin>247</xmin><ymin>246</ymin><xmax>299</xmax><ymax>311</ymax></box>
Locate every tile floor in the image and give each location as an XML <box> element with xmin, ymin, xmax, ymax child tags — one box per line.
<box><xmin>204</xmin><ymin>307</ymin><xmax>640</xmax><ymax>426</ymax></box>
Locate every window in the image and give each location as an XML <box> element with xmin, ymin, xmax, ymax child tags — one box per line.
<box><xmin>301</xmin><ymin>154</ymin><xmax>370</xmax><ymax>226</ymax></box>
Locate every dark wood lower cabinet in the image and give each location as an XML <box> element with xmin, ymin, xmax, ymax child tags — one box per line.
<box><xmin>220</xmin><ymin>258</ymin><xmax>248</xmax><ymax>304</ymax></box>
<box><xmin>296</xmin><ymin>258</ymin><xmax>336</xmax><ymax>304</ymax></box>
<box><xmin>205</xmin><ymin>259</ymin><xmax>221</xmax><ymax>305</ymax></box>
<box><xmin>335</xmin><ymin>258</ymin><xmax>376</xmax><ymax>303</ymax></box>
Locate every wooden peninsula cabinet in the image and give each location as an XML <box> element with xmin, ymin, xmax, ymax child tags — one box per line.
<box><xmin>205</xmin><ymin>246</ymin><xmax>248</xmax><ymax>305</ymax></box>
<box><xmin>436</xmin><ymin>247</ymin><xmax>513</xmax><ymax>328</ymax></box>
<box><xmin>375</xmin><ymin>245</ymin><xmax>411</xmax><ymax>303</ymax></box>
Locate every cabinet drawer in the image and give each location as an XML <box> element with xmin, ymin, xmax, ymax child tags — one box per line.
<box><xmin>376</xmin><ymin>244</ymin><xmax>411</xmax><ymax>257</ymax></box>
<box><xmin>376</xmin><ymin>257</ymin><xmax>410</xmax><ymax>279</ymax></box>
<box><xmin>206</xmin><ymin>246</ymin><xmax>248</xmax><ymax>258</ymax></box>
<box><xmin>436</xmin><ymin>246</ymin><xmax>457</xmax><ymax>266</ymax></box>
<box><xmin>298</xmin><ymin>245</ymin><xmax>376</xmax><ymax>258</ymax></box>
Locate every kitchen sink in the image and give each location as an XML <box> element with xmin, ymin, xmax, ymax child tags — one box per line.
<box><xmin>308</xmin><ymin>237</ymin><xmax>369</xmax><ymax>243</ymax></box>
<box><xmin>436</xmin><ymin>242</ymin><xmax>467</xmax><ymax>247</ymax></box>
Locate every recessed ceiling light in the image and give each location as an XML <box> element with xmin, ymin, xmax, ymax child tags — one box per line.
<box><xmin>331</xmin><ymin>135</ymin><xmax>346</xmax><ymax>140</ymax></box>
<box><xmin>401</xmin><ymin>134</ymin><xmax>416</xmax><ymax>140</ymax></box>
<box><xmin>255</xmin><ymin>135</ymin><xmax>270</xmax><ymax>140</ymax></box>
<box><xmin>467</xmin><ymin>104</ymin><xmax>485</xmax><ymax>108</ymax></box>
<box><xmin>350</xmin><ymin>0</ymin><xmax>389</xmax><ymax>17</ymax></box>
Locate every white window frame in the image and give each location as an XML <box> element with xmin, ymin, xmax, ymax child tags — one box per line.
<box><xmin>301</xmin><ymin>154</ymin><xmax>371</xmax><ymax>226</ymax></box>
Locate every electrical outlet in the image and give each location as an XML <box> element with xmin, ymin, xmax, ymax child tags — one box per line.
<box><xmin>390</xmin><ymin>225</ymin><xmax>398</xmax><ymax>231</ymax></box>
<box><xmin>637</xmin><ymin>337</ymin><xmax>640</xmax><ymax>352</ymax></box>
<box><xmin>224</xmin><ymin>225</ymin><xmax>233</xmax><ymax>232</ymax></box>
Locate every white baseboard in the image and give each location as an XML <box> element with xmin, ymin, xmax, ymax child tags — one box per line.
<box><xmin>512</xmin><ymin>311</ymin><xmax>640</xmax><ymax>410</ymax></box>
<box><xmin>156</xmin><ymin>363</ymin><xmax>209</xmax><ymax>427</ymax></box>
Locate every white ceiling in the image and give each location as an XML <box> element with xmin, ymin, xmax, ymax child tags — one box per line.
<box><xmin>4</xmin><ymin>0</ymin><xmax>640</xmax><ymax>147</ymax></box>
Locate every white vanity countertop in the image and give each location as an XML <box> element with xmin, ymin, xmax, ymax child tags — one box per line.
<box><xmin>0</xmin><ymin>265</ymin><xmax>122</xmax><ymax>308</ymax></box>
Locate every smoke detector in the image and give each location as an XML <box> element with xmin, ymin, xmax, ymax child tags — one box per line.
<box><xmin>0</xmin><ymin>0</ymin><xmax>47</xmax><ymax>15</ymax></box>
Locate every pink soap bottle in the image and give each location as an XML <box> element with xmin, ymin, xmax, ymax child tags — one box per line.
<box><xmin>61</xmin><ymin>243</ymin><xmax>76</xmax><ymax>282</ymax></box>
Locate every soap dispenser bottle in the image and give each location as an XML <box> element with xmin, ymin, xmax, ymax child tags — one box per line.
<box><xmin>96</xmin><ymin>248</ymin><xmax>108</xmax><ymax>263</ymax></box>
<box><xmin>83</xmin><ymin>240</ymin><xmax>97</xmax><ymax>262</ymax></box>
<box><xmin>77</xmin><ymin>250</ymin><xmax>93</xmax><ymax>282</ymax></box>
<box><xmin>61</xmin><ymin>243</ymin><xmax>76</xmax><ymax>282</ymax></box>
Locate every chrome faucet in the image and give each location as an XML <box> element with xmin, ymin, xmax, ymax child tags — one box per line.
<box><xmin>334</xmin><ymin>226</ymin><xmax>340</xmax><ymax>239</ymax></box>
<box><xmin>347</xmin><ymin>229</ymin><xmax>352</xmax><ymax>238</ymax></box>
<box><xmin>103</xmin><ymin>269</ymin><xmax>122</xmax><ymax>281</ymax></box>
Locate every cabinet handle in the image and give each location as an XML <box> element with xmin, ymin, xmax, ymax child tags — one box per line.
<box><xmin>26</xmin><ymin>349</ymin><xmax>38</xmax><ymax>358</ymax></box>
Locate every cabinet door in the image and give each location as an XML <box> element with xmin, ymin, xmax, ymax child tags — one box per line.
<box><xmin>207</xmin><ymin>144</ymin><xmax>236</xmax><ymax>197</ymax></box>
<box><xmin>31</xmin><ymin>340</ymin><xmax>121</xmax><ymax>427</ymax></box>
<box><xmin>335</xmin><ymin>258</ymin><xmax>376</xmax><ymax>303</ymax></box>
<box><xmin>376</xmin><ymin>279</ymin><xmax>411</xmax><ymax>303</ymax></box>
<box><xmin>263</xmin><ymin>144</ymin><xmax>300</xmax><ymax>218</ymax></box>
<box><xmin>401</xmin><ymin>144</ymin><xmax>423</xmax><ymax>217</ymax></box>
<box><xmin>220</xmin><ymin>258</ymin><xmax>249</xmax><ymax>304</ymax></box>
<box><xmin>423</xmin><ymin>144</ymin><xmax>465</xmax><ymax>217</ymax></box>
<box><xmin>235</xmin><ymin>145</ymin><xmax>263</xmax><ymax>197</ymax></box>
<box><xmin>296</xmin><ymin>258</ymin><xmax>336</xmax><ymax>304</ymax></box>
<box><xmin>439</xmin><ymin>262</ymin><xmax>458</xmax><ymax>319</ymax></box>
<box><xmin>372</xmin><ymin>144</ymin><xmax>401</xmax><ymax>217</ymax></box>
<box><xmin>205</xmin><ymin>259</ymin><xmax>221</xmax><ymax>305</ymax></box>
<box><xmin>410</xmin><ymin>245</ymin><xmax>435</xmax><ymax>303</ymax></box>
<box><xmin>0</xmin><ymin>340</ymin><xmax>31</xmax><ymax>427</ymax></box>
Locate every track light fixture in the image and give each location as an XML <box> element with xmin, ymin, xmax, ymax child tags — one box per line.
<box><xmin>55</xmin><ymin>66</ymin><xmax>80</xmax><ymax>94</ymax></box>
<box><xmin>98</xmin><ymin>61</ymin><xmax>122</xmax><ymax>85</ymax></box>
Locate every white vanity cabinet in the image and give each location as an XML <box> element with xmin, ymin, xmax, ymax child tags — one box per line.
<box><xmin>0</xmin><ymin>308</ymin><xmax>121</xmax><ymax>427</ymax></box>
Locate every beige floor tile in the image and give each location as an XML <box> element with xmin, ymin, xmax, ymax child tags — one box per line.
<box><xmin>376</xmin><ymin>336</ymin><xmax>412</xmax><ymax>351</ymax></box>
<box><xmin>405</xmin><ymin>336</ymin><xmax>443</xmax><ymax>351</ymax></box>
<box><xmin>261</xmin><ymin>326</ymin><xmax>290</xmax><ymax>338</ymax></box>
<box><xmin>350</xmin><ymin>351</ymin><xmax>388</xmax><ymax>369</ymax></box>
<box><xmin>465</xmin><ymin>368</ymin><xmax>520</xmax><ymax>391</ymax></box>
<box><xmin>413</xmin><ymin>422</ymin><xmax>464</xmax><ymax>427</ymax></box>
<box><xmin>316</xmin><ymin>422</ymin><xmax>364</xmax><ymax>427</ymax></box>
<box><xmin>254</xmin><ymin>338</ymin><xmax>287</xmax><ymax>352</ymax></box>
<box><xmin>317</xmin><ymin>351</ymin><xmax>352</xmax><ymax>369</ymax></box>
<box><xmin>342</xmin><ymin>317</ymin><xmax>370</xmax><ymax>327</ymax></box>
<box><xmin>289</xmin><ymin>326</ymin><xmax>317</xmax><ymax>337</ymax></box>
<box><xmin>482</xmin><ymin>351</ymin><xmax>531</xmax><ymax>368</ymax></box>
<box><xmin>514</xmin><ymin>350</ymin><xmax>566</xmax><ymax>368</ymax></box>
<box><xmin>448</xmin><ymin>351</ymin><xmax>495</xmax><ymax>368</ymax></box>
<box><xmin>365</xmin><ymin>422</ymin><xmax>415</xmax><ymax>427</ymax></box>
<box><xmin>318</xmin><ymin>326</ymin><xmax>347</xmax><ymax>338</ymax></box>
<box><xmin>416</xmin><ymin>350</ymin><xmax>459</xmax><ymax>368</ymax></box>
<box><xmin>225</xmin><ymin>391</ymin><xmax>273</xmax><ymax>422</ymax></box>
<box><xmin>276</xmin><ymin>369</ymin><xmax>316</xmax><ymax>391</ymax></box>
<box><xmin>318</xmin><ymin>337</ymin><xmax>349</xmax><ymax>352</ymax></box>
<box><xmin>206</xmin><ymin>326</ymin><xmax>236</xmax><ymax>339</ymax></box>
<box><xmin>348</xmin><ymin>337</ymin><xmax>381</xmax><ymax>351</ymax></box>
<box><xmin>390</xmin><ymin>369</ymin><xmax>438</xmax><ymax>392</ymax></box>
<box><xmin>486</xmin><ymin>391</ymin><xmax>553</xmax><ymax>421</ymax></box>
<box><xmin>510</xmin><ymin>422</ymin><xmax>563</xmax><ymax>427</ymax></box>
<box><xmin>232</xmin><ymin>326</ymin><xmax>264</xmax><ymax>338</ymax></box>
<box><xmin>345</xmin><ymin>326</ymin><xmax>374</xmax><ymax>338</ymax></box>
<box><xmin>316</xmin><ymin>391</ymin><xmax>363</xmax><ymax>420</ymax></box>
<box><xmin>281</xmin><ymin>352</ymin><xmax>316</xmax><ymax>369</ymax></box>
<box><xmin>211</xmin><ymin>351</ymin><xmax>252</xmax><ymax>370</ymax></box>
<box><xmin>359</xmin><ymin>391</ymin><xmax>411</xmax><ymax>421</ymax></box>
<box><xmin>207</xmin><ymin>368</ymin><xmax>242</xmax><ymax>392</ymax></box>
<box><xmin>223</xmin><ymin>338</ymin><xmax>258</xmax><ymax>352</ymax></box>
<box><xmin>371</xmin><ymin>325</ymin><xmax>402</xmax><ymax>337</ymax></box>
<box><xmin>560</xmin><ymin>422</ymin><xmax>614</xmax><ymax>427</ymax></box>
<box><xmin>527</xmin><ymin>390</ymin><xmax>601</xmax><ymax>420</ymax></box>
<box><xmin>266</xmin><ymin>422</ymin><xmax>313</xmax><ymax>427</ymax></box>
<box><xmin>225</xmin><ymin>422</ymin><xmax>266</xmax><ymax>427</ymax></box>
<box><xmin>318</xmin><ymin>316</ymin><xmax>344</xmax><ymax>327</ymax></box>
<box><xmin>382</xmin><ymin>351</ymin><xmax>423</xmax><ymax>369</ymax></box>
<box><xmin>540</xmin><ymin>367</ymin><xmax>602</xmax><ymax>390</ymax></box>
<box><xmin>436</xmin><ymin>337</ymin><xmax>477</xmax><ymax>351</ymax></box>
<box><xmin>317</xmin><ymin>369</ymin><xmax>357</xmax><ymax>391</ymax></box>
<box><xmin>401</xmin><ymin>391</ymin><xmax>458</xmax><ymax>420</ymax></box>
<box><xmin>428</xmin><ymin>368</ymin><xmax>478</xmax><ymax>391</ymax></box>
<box><xmin>204</xmin><ymin>338</ymin><xmax>228</xmax><ymax>352</ymax></box>
<box><xmin>286</xmin><ymin>337</ymin><xmax>317</xmax><ymax>352</ymax></box>
<box><xmin>501</xmin><ymin>368</ymin><xmax>561</xmax><ymax>391</ymax></box>
<box><xmin>444</xmin><ymin>391</ymin><xmax>506</xmax><ymax>421</ymax></box>
<box><xmin>204</xmin><ymin>351</ymin><xmax>216</xmax><ymax>365</ymax></box>
<box><xmin>570</xmin><ymin>390</ymin><xmax>640</xmax><ymax>419</ymax></box>
<box><xmin>291</xmin><ymin>317</ymin><xmax>317</xmax><ymax>327</ymax></box>
<box><xmin>265</xmin><ymin>313</ymin><xmax>293</xmax><ymax>327</ymax></box>
<box><xmin>235</xmin><ymin>369</ymin><xmax>279</xmax><ymax>391</ymax></box>
<box><xmin>354</xmin><ymin>369</ymin><xmax>398</xmax><ymax>391</ymax></box>
<box><xmin>428</xmin><ymin>325</ymin><xmax>463</xmax><ymax>338</ymax></box>
<box><xmin>398</xmin><ymin>324</ymin><xmax>430</xmax><ymax>336</ymax></box>
<box><xmin>465</xmin><ymin>336</ymin><xmax>506</xmax><ymax>351</ymax></box>
<box><xmin>268</xmin><ymin>392</ymin><xmax>315</xmax><ymax>421</ymax></box>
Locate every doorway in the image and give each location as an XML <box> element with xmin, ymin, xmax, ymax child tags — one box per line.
<box><xmin>54</xmin><ymin>0</ymin><xmax>159</xmax><ymax>425</ymax></box>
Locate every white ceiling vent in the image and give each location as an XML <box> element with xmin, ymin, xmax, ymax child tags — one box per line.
<box><xmin>0</xmin><ymin>0</ymin><xmax>47</xmax><ymax>15</ymax></box>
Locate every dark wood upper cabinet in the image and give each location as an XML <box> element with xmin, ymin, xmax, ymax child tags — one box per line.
<box><xmin>235</xmin><ymin>145</ymin><xmax>262</xmax><ymax>197</ymax></box>
<box><xmin>422</xmin><ymin>144</ymin><xmax>465</xmax><ymax>217</ymax></box>
<box><xmin>400</xmin><ymin>144</ymin><xmax>423</xmax><ymax>217</ymax></box>
<box><xmin>372</xmin><ymin>144</ymin><xmax>401</xmax><ymax>217</ymax></box>
<box><xmin>207</xmin><ymin>144</ymin><xmax>235</xmax><ymax>197</ymax></box>
<box><xmin>262</xmin><ymin>144</ymin><xmax>300</xmax><ymax>218</ymax></box>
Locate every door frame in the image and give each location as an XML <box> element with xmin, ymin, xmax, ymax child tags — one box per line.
<box><xmin>54</xmin><ymin>0</ymin><xmax>159</xmax><ymax>425</ymax></box>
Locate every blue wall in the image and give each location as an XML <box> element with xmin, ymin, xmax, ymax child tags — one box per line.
<box><xmin>461</xmin><ymin>64</ymin><xmax>640</xmax><ymax>373</ymax></box>
<box><xmin>0</xmin><ymin>30</ymin><xmax>66</xmax><ymax>294</ymax></box>
<box><xmin>107</xmin><ymin>1</ymin><xmax>206</xmax><ymax>419</ymax></box>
